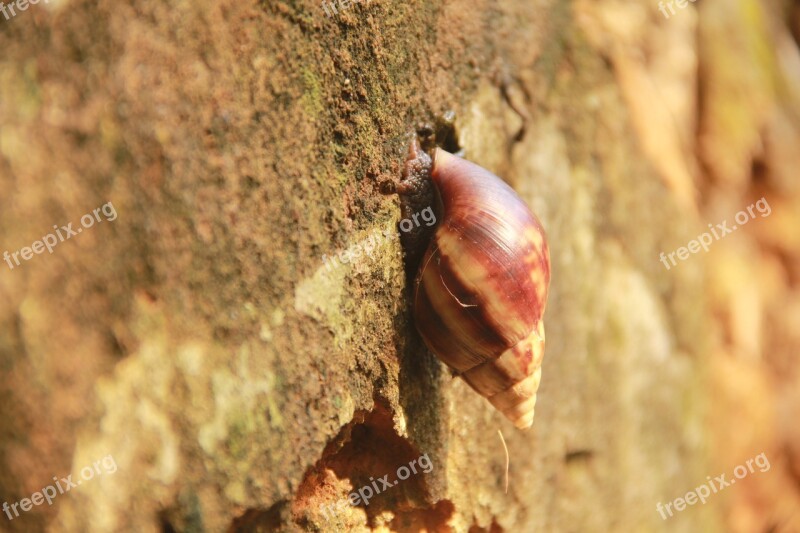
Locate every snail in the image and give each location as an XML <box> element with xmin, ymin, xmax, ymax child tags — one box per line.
<box><xmin>393</xmin><ymin>128</ymin><xmax>551</xmax><ymax>429</ymax></box>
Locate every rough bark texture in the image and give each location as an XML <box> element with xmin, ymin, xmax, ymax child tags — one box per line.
<box><xmin>1</xmin><ymin>0</ymin><xmax>799</xmax><ymax>532</ymax></box>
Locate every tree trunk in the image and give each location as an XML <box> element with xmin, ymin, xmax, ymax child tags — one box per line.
<box><xmin>1</xmin><ymin>0</ymin><xmax>799</xmax><ymax>531</ymax></box>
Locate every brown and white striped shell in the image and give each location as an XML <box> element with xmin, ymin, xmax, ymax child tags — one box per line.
<box><xmin>402</xmin><ymin>145</ymin><xmax>551</xmax><ymax>429</ymax></box>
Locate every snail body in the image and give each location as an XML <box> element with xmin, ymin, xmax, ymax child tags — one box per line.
<box><xmin>398</xmin><ymin>141</ymin><xmax>551</xmax><ymax>429</ymax></box>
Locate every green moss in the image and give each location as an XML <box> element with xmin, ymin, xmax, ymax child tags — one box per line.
<box><xmin>177</xmin><ymin>490</ymin><xmax>205</xmax><ymax>533</ymax></box>
<box><xmin>227</xmin><ymin>412</ymin><xmax>257</xmax><ymax>461</ymax></box>
<box><xmin>267</xmin><ymin>394</ymin><xmax>285</xmax><ymax>429</ymax></box>
<box><xmin>300</xmin><ymin>68</ymin><xmax>324</xmax><ymax>117</ymax></box>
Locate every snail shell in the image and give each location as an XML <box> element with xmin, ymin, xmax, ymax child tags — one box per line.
<box><xmin>400</xmin><ymin>142</ymin><xmax>551</xmax><ymax>429</ymax></box>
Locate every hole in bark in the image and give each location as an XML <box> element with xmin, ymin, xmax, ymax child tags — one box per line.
<box><xmin>751</xmin><ymin>156</ymin><xmax>768</xmax><ymax>184</ymax></box>
<box><xmin>469</xmin><ymin>518</ymin><xmax>505</xmax><ymax>532</ymax></box>
<box><xmin>291</xmin><ymin>397</ymin><xmax>451</xmax><ymax>529</ymax></box>
<box><xmin>389</xmin><ymin>499</ymin><xmax>456</xmax><ymax>531</ymax></box>
<box><xmin>159</xmin><ymin>515</ymin><xmax>178</xmax><ymax>533</ymax></box>
<box><xmin>228</xmin><ymin>500</ymin><xmax>289</xmax><ymax>532</ymax></box>
<box><xmin>564</xmin><ymin>449</ymin><xmax>594</xmax><ymax>463</ymax></box>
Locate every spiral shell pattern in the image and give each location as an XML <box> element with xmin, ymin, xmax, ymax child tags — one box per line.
<box><xmin>413</xmin><ymin>149</ymin><xmax>551</xmax><ymax>429</ymax></box>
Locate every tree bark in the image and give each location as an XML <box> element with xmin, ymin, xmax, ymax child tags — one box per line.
<box><xmin>1</xmin><ymin>0</ymin><xmax>799</xmax><ymax>532</ymax></box>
